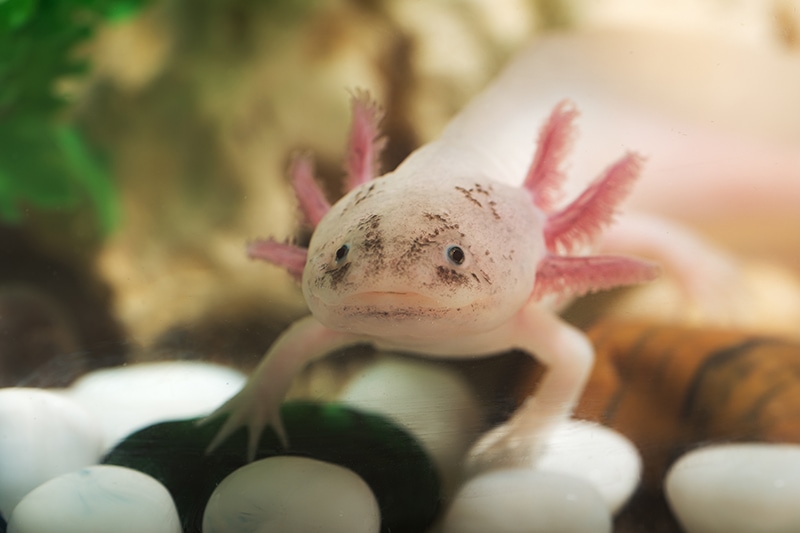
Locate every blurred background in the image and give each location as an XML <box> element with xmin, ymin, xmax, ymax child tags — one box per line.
<box><xmin>1</xmin><ymin>0</ymin><xmax>799</xmax><ymax>384</ymax></box>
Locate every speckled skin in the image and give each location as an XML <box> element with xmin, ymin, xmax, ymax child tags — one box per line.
<box><xmin>304</xmin><ymin>152</ymin><xmax>545</xmax><ymax>342</ymax></box>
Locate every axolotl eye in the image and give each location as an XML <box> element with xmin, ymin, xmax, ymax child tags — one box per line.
<box><xmin>334</xmin><ymin>243</ymin><xmax>350</xmax><ymax>264</ymax></box>
<box><xmin>446</xmin><ymin>245</ymin><xmax>466</xmax><ymax>266</ymax></box>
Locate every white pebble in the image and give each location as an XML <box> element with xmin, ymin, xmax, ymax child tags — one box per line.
<box><xmin>666</xmin><ymin>443</ymin><xmax>800</xmax><ymax>533</ymax></box>
<box><xmin>537</xmin><ymin>419</ymin><xmax>641</xmax><ymax>513</ymax></box>
<box><xmin>337</xmin><ymin>355</ymin><xmax>483</xmax><ymax>496</ymax></box>
<box><xmin>0</xmin><ymin>388</ymin><xmax>103</xmax><ymax>518</ymax></box>
<box><xmin>7</xmin><ymin>465</ymin><xmax>181</xmax><ymax>533</ymax></box>
<box><xmin>443</xmin><ymin>468</ymin><xmax>612</xmax><ymax>533</ymax></box>
<box><xmin>62</xmin><ymin>361</ymin><xmax>246</xmax><ymax>450</ymax></box>
<box><xmin>203</xmin><ymin>456</ymin><xmax>380</xmax><ymax>533</ymax></box>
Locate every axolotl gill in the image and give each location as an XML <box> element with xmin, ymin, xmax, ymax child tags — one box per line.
<box><xmin>206</xmin><ymin>56</ymin><xmax>661</xmax><ymax>473</ymax></box>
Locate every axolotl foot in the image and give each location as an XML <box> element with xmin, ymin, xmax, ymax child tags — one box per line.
<box><xmin>200</xmin><ymin>316</ymin><xmax>358</xmax><ymax>461</ymax></box>
<box><xmin>202</xmin><ymin>380</ymin><xmax>288</xmax><ymax>461</ymax></box>
<box><xmin>463</xmin><ymin>406</ymin><xmax>556</xmax><ymax>478</ymax></box>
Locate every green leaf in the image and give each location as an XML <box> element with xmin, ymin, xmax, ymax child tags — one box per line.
<box><xmin>55</xmin><ymin>126</ymin><xmax>119</xmax><ymax>233</ymax></box>
<box><xmin>0</xmin><ymin>0</ymin><xmax>38</xmax><ymax>30</ymax></box>
<box><xmin>100</xmin><ymin>0</ymin><xmax>144</xmax><ymax>22</ymax></box>
<box><xmin>0</xmin><ymin>0</ymin><xmax>148</xmax><ymax>234</ymax></box>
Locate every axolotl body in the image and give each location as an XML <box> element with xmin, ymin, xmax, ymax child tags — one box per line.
<box><xmin>207</xmin><ymin>62</ymin><xmax>660</xmax><ymax>473</ymax></box>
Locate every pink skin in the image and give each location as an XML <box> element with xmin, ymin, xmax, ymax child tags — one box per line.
<box><xmin>344</xmin><ymin>88</ymin><xmax>387</xmax><ymax>192</ymax></box>
<box><xmin>245</xmin><ymin>239</ymin><xmax>307</xmax><ymax>281</ymax></box>
<box><xmin>207</xmin><ymin>94</ymin><xmax>657</xmax><ymax>475</ymax></box>
<box><xmin>288</xmin><ymin>154</ymin><xmax>329</xmax><ymax>228</ymax></box>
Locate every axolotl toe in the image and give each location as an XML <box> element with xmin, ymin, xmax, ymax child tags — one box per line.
<box><xmin>205</xmin><ymin>83</ymin><xmax>658</xmax><ymax>473</ymax></box>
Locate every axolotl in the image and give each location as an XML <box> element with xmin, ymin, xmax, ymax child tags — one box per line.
<box><xmin>206</xmin><ymin>75</ymin><xmax>661</xmax><ymax>473</ymax></box>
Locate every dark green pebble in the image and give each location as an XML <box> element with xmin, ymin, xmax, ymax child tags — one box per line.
<box><xmin>103</xmin><ymin>400</ymin><xmax>441</xmax><ymax>533</ymax></box>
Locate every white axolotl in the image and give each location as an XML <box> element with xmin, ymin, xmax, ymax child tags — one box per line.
<box><xmin>206</xmin><ymin>75</ymin><xmax>661</xmax><ymax>473</ymax></box>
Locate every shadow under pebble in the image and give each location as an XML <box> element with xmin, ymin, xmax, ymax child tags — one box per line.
<box><xmin>614</xmin><ymin>488</ymin><xmax>683</xmax><ymax>533</ymax></box>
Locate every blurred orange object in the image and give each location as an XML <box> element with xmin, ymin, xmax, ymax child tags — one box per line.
<box><xmin>516</xmin><ymin>321</ymin><xmax>800</xmax><ymax>486</ymax></box>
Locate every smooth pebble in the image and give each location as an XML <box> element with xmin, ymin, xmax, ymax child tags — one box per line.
<box><xmin>443</xmin><ymin>468</ymin><xmax>612</xmax><ymax>533</ymax></box>
<box><xmin>666</xmin><ymin>443</ymin><xmax>800</xmax><ymax>533</ymax></box>
<box><xmin>7</xmin><ymin>465</ymin><xmax>181</xmax><ymax>533</ymax></box>
<box><xmin>203</xmin><ymin>455</ymin><xmax>380</xmax><ymax>533</ymax></box>
<box><xmin>62</xmin><ymin>361</ymin><xmax>246</xmax><ymax>450</ymax></box>
<box><xmin>537</xmin><ymin>419</ymin><xmax>641</xmax><ymax>512</ymax></box>
<box><xmin>337</xmin><ymin>355</ymin><xmax>483</xmax><ymax>496</ymax></box>
<box><xmin>0</xmin><ymin>388</ymin><xmax>103</xmax><ymax>518</ymax></box>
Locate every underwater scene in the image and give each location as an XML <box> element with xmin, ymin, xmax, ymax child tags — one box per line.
<box><xmin>1</xmin><ymin>0</ymin><xmax>800</xmax><ymax>531</ymax></box>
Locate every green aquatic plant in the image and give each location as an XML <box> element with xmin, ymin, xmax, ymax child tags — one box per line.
<box><xmin>0</xmin><ymin>0</ymin><xmax>146</xmax><ymax>233</ymax></box>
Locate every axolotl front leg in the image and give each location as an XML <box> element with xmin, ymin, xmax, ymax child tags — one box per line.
<box><xmin>205</xmin><ymin>93</ymin><xmax>385</xmax><ymax>460</ymax></box>
<box><xmin>460</xmin><ymin>303</ymin><xmax>596</xmax><ymax>474</ymax></box>
<box><xmin>206</xmin><ymin>315</ymin><xmax>365</xmax><ymax>459</ymax></box>
<box><xmin>205</xmin><ymin>299</ymin><xmax>592</xmax><ymax>472</ymax></box>
<box><xmin>204</xmin><ymin>285</ymin><xmax>607</xmax><ymax>472</ymax></box>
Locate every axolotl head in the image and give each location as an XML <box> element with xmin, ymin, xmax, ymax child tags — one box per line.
<box><xmin>301</xmin><ymin>171</ymin><xmax>546</xmax><ymax>340</ymax></box>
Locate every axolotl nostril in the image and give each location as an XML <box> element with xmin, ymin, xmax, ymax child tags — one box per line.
<box><xmin>205</xmin><ymin>79</ymin><xmax>659</xmax><ymax>474</ymax></box>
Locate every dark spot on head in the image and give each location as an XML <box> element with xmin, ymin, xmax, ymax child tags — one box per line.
<box><xmin>488</xmin><ymin>200</ymin><xmax>501</xmax><ymax>220</ymax></box>
<box><xmin>325</xmin><ymin>262</ymin><xmax>351</xmax><ymax>289</ymax></box>
<box><xmin>455</xmin><ymin>183</ymin><xmax>500</xmax><ymax>219</ymax></box>
<box><xmin>357</xmin><ymin>213</ymin><xmax>382</xmax><ymax>231</ymax></box>
<box><xmin>402</xmin><ymin>212</ymin><xmax>464</xmax><ymax>268</ymax></box>
<box><xmin>436</xmin><ymin>265</ymin><xmax>470</xmax><ymax>286</ymax></box>
<box><xmin>423</xmin><ymin>212</ymin><xmax>459</xmax><ymax>231</ymax></box>
<box><xmin>347</xmin><ymin>214</ymin><xmax>385</xmax><ymax>274</ymax></box>
<box><xmin>423</xmin><ymin>212</ymin><xmax>450</xmax><ymax>224</ymax></box>
<box><xmin>406</xmin><ymin>235</ymin><xmax>435</xmax><ymax>262</ymax></box>
<box><xmin>362</xmin><ymin>233</ymin><xmax>384</xmax><ymax>254</ymax></box>
<box><xmin>353</xmin><ymin>183</ymin><xmax>377</xmax><ymax>206</ymax></box>
<box><xmin>455</xmin><ymin>186</ymin><xmax>483</xmax><ymax>208</ymax></box>
<box><xmin>474</xmin><ymin>183</ymin><xmax>492</xmax><ymax>195</ymax></box>
<box><xmin>358</xmin><ymin>214</ymin><xmax>385</xmax><ymax>263</ymax></box>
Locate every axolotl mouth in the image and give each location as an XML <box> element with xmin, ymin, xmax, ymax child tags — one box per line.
<box><xmin>335</xmin><ymin>291</ymin><xmax>447</xmax><ymax>317</ymax></box>
<box><xmin>308</xmin><ymin>288</ymin><xmax>491</xmax><ymax>339</ymax></box>
<box><xmin>345</xmin><ymin>291</ymin><xmax>439</xmax><ymax>306</ymax></box>
<box><xmin>325</xmin><ymin>290</ymin><xmax>460</xmax><ymax>322</ymax></box>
